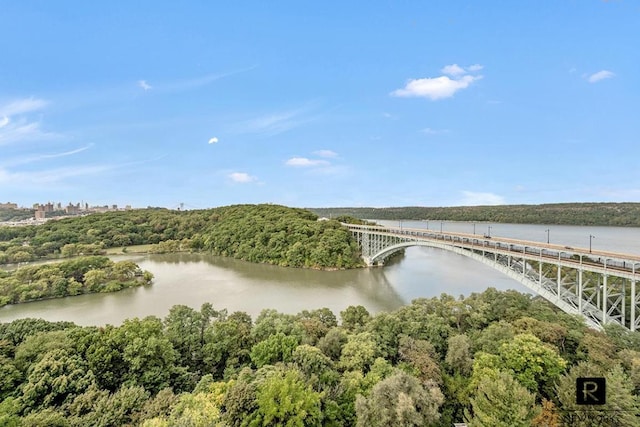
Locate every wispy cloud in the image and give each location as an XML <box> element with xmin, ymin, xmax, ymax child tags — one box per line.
<box><xmin>313</xmin><ymin>149</ymin><xmax>338</xmax><ymax>158</ymax></box>
<box><xmin>392</xmin><ymin>65</ymin><xmax>483</xmax><ymax>100</ymax></box>
<box><xmin>0</xmin><ymin>119</ymin><xmax>60</xmax><ymax>145</ymax></box>
<box><xmin>421</xmin><ymin>127</ymin><xmax>449</xmax><ymax>135</ymax></box>
<box><xmin>586</xmin><ymin>70</ymin><xmax>615</xmax><ymax>83</ymax></box>
<box><xmin>164</xmin><ymin>65</ymin><xmax>257</xmax><ymax>92</ymax></box>
<box><xmin>2</xmin><ymin>144</ymin><xmax>93</xmax><ymax>167</ymax></box>
<box><xmin>232</xmin><ymin>106</ymin><xmax>316</xmax><ymax>136</ymax></box>
<box><xmin>285</xmin><ymin>157</ymin><xmax>330</xmax><ymax>167</ymax></box>
<box><xmin>0</xmin><ymin>164</ymin><xmax>113</xmax><ymax>187</ymax></box>
<box><xmin>0</xmin><ymin>98</ymin><xmax>58</xmax><ymax>145</ymax></box>
<box><xmin>0</xmin><ymin>152</ymin><xmax>165</xmax><ymax>189</ymax></box>
<box><xmin>460</xmin><ymin>191</ymin><xmax>505</xmax><ymax>206</ymax></box>
<box><xmin>228</xmin><ymin>172</ymin><xmax>257</xmax><ymax>183</ymax></box>
<box><xmin>0</xmin><ymin>97</ymin><xmax>48</xmax><ymax>116</ymax></box>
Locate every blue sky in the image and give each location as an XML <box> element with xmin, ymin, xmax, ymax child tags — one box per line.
<box><xmin>1</xmin><ymin>1</ymin><xmax>638</xmax><ymax>209</ymax></box>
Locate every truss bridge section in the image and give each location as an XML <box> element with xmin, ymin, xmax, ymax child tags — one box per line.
<box><xmin>344</xmin><ymin>223</ymin><xmax>640</xmax><ymax>331</ymax></box>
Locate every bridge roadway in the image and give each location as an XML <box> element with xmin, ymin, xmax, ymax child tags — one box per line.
<box><xmin>344</xmin><ymin>223</ymin><xmax>640</xmax><ymax>331</ymax></box>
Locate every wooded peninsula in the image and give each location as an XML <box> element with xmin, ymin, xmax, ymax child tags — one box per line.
<box><xmin>0</xmin><ymin>256</ymin><xmax>154</xmax><ymax>307</ymax></box>
<box><xmin>0</xmin><ymin>205</ymin><xmax>363</xmax><ymax>268</ymax></box>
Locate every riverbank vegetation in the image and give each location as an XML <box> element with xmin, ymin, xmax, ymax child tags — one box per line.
<box><xmin>0</xmin><ymin>288</ymin><xmax>638</xmax><ymax>426</ymax></box>
<box><xmin>0</xmin><ymin>205</ymin><xmax>363</xmax><ymax>269</ymax></box>
<box><xmin>310</xmin><ymin>202</ymin><xmax>640</xmax><ymax>227</ymax></box>
<box><xmin>0</xmin><ymin>256</ymin><xmax>153</xmax><ymax>307</ymax></box>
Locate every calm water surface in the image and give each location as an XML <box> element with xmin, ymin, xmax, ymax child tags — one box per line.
<box><xmin>2</xmin><ymin>222</ymin><xmax>639</xmax><ymax>326</ymax></box>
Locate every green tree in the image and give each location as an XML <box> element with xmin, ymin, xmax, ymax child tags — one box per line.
<box><xmin>339</xmin><ymin>332</ymin><xmax>378</xmax><ymax>372</ymax></box>
<box><xmin>466</xmin><ymin>370</ymin><xmax>539</xmax><ymax>427</ymax></box>
<box><xmin>340</xmin><ymin>306</ymin><xmax>370</xmax><ymax>331</ymax></box>
<box><xmin>250</xmin><ymin>332</ymin><xmax>299</xmax><ymax>368</ymax></box>
<box><xmin>445</xmin><ymin>334</ymin><xmax>473</xmax><ymax>376</ymax></box>
<box><xmin>248</xmin><ymin>368</ymin><xmax>323</xmax><ymax>427</ymax></box>
<box><xmin>398</xmin><ymin>336</ymin><xmax>442</xmax><ymax>385</ymax></box>
<box><xmin>317</xmin><ymin>327</ymin><xmax>348</xmax><ymax>361</ymax></box>
<box><xmin>20</xmin><ymin>348</ymin><xmax>96</xmax><ymax>412</ymax></box>
<box><xmin>203</xmin><ymin>311</ymin><xmax>253</xmax><ymax>378</ymax></box>
<box><xmin>498</xmin><ymin>333</ymin><xmax>566</xmax><ymax>397</ymax></box>
<box><xmin>355</xmin><ymin>372</ymin><xmax>444</xmax><ymax>427</ymax></box>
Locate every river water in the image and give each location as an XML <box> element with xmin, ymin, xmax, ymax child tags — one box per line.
<box><xmin>1</xmin><ymin>222</ymin><xmax>640</xmax><ymax>326</ymax></box>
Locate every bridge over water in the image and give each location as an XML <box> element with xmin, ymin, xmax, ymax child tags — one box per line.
<box><xmin>344</xmin><ymin>223</ymin><xmax>640</xmax><ymax>331</ymax></box>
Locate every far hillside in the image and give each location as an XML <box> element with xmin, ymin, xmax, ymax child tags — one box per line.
<box><xmin>309</xmin><ymin>203</ymin><xmax>640</xmax><ymax>227</ymax></box>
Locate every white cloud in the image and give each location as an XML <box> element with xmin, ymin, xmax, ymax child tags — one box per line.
<box><xmin>313</xmin><ymin>149</ymin><xmax>338</xmax><ymax>158</ymax></box>
<box><xmin>285</xmin><ymin>157</ymin><xmax>330</xmax><ymax>167</ymax></box>
<box><xmin>587</xmin><ymin>70</ymin><xmax>615</xmax><ymax>83</ymax></box>
<box><xmin>228</xmin><ymin>172</ymin><xmax>257</xmax><ymax>183</ymax></box>
<box><xmin>391</xmin><ymin>74</ymin><xmax>482</xmax><ymax>100</ymax></box>
<box><xmin>0</xmin><ymin>116</ymin><xmax>8</xmax><ymax>128</ymax></box>
<box><xmin>138</xmin><ymin>80</ymin><xmax>152</xmax><ymax>90</ymax></box>
<box><xmin>441</xmin><ymin>64</ymin><xmax>466</xmax><ymax>76</ymax></box>
<box><xmin>460</xmin><ymin>191</ymin><xmax>505</xmax><ymax>206</ymax></box>
<box><xmin>208</xmin><ymin>137</ymin><xmax>219</xmax><ymax>144</ymax></box>
<box><xmin>0</xmin><ymin>98</ymin><xmax>48</xmax><ymax>117</ymax></box>
<box><xmin>442</xmin><ymin>64</ymin><xmax>483</xmax><ymax>76</ymax></box>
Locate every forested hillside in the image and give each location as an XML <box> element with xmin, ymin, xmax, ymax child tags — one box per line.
<box><xmin>310</xmin><ymin>203</ymin><xmax>640</xmax><ymax>226</ymax></box>
<box><xmin>0</xmin><ymin>205</ymin><xmax>363</xmax><ymax>269</ymax></box>
<box><xmin>0</xmin><ymin>209</ymin><xmax>33</xmax><ymax>223</ymax></box>
<box><xmin>0</xmin><ymin>288</ymin><xmax>638</xmax><ymax>426</ymax></box>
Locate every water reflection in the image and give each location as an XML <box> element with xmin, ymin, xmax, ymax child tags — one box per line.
<box><xmin>0</xmin><ymin>253</ymin><xmax>407</xmax><ymax>326</ymax></box>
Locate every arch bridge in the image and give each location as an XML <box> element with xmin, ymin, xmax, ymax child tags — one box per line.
<box><xmin>344</xmin><ymin>223</ymin><xmax>640</xmax><ymax>331</ymax></box>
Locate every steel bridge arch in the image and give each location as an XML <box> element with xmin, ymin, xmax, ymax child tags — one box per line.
<box><xmin>345</xmin><ymin>224</ymin><xmax>640</xmax><ymax>331</ymax></box>
<box><xmin>368</xmin><ymin>240</ymin><xmax>602</xmax><ymax>329</ymax></box>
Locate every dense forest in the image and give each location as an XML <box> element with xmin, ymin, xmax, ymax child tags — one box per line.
<box><xmin>0</xmin><ymin>205</ymin><xmax>363</xmax><ymax>269</ymax></box>
<box><xmin>0</xmin><ymin>256</ymin><xmax>153</xmax><ymax>307</ymax></box>
<box><xmin>310</xmin><ymin>203</ymin><xmax>640</xmax><ymax>227</ymax></box>
<box><xmin>0</xmin><ymin>288</ymin><xmax>638</xmax><ymax>426</ymax></box>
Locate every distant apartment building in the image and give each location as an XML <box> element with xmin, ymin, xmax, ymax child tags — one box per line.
<box><xmin>32</xmin><ymin>202</ymin><xmax>55</xmax><ymax>212</ymax></box>
<box><xmin>0</xmin><ymin>202</ymin><xmax>18</xmax><ymax>209</ymax></box>
<box><xmin>65</xmin><ymin>203</ymin><xmax>81</xmax><ymax>215</ymax></box>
